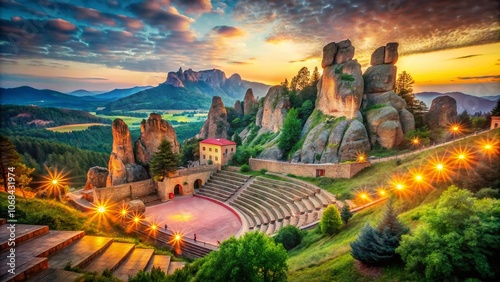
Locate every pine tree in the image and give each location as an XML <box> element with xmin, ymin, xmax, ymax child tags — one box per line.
<box><xmin>290</xmin><ymin>67</ymin><xmax>310</xmax><ymax>91</ymax></box>
<box><xmin>350</xmin><ymin>199</ymin><xmax>408</xmax><ymax>265</ymax></box>
<box><xmin>340</xmin><ymin>204</ymin><xmax>353</xmax><ymax>224</ymax></box>
<box><xmin>491</xmin><ymin>99</ymin><xmax>500</xmax><ymax>116</ymax></box>
<box><xmin>149</xmin><ymin>140</ymin><xmax>180</xmax><ymax>180</ymax></box>
<box><xmin>0</xmin><ymin>135</ymin><xmax>33</xmax><ymax>199</ymax></box>
<box><xmin>320</xmin><ymin>204</ymin><xmax>343</xmax><ymax>235</ymax></box>
<box><xmin>395</xmin><ymin>71</ymin><xmax>427</xmax><ymax>128</ymax></box>
<box><xmin>310</xmin><ymin>66</ymin><xmax>320</xmax><ymax>85</ymax></box>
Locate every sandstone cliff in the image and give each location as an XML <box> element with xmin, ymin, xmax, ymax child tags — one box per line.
<box><xmin>84</xmin><ymin>166</ymin><xmax>108</xmax><ymax>191</ymax></box>
<box><xmin>425</xmin><ymin>96</ymin><xmax>457</xmax><ymax>130</ymax></box>
<box><xmin>135</xmin><ymin>113</ymin><xmax>180</xmax><ymax>166</ymax></box>
<box><xmin>198</xmin><ymin>96</ymin><xmax>230</xmax><ymax>139</ymax></box>
<box><xmin>243</xmin><ymin>88</ymin><xmax>256</xmax><ymax>115</ymax></box>
<box><xmin>257</xmin><ymin>86</ymin><xmax>290</xmax><ymax>133</ymax></box>
<box><xmin>106</xmin><ymin>119</ymin><xmax>148</xmax><ymax>186</ymax></box>
<box><xmin>234</xmin><ymin>100</ymin><xmax>243</xmax><ymax>116</ymax></box>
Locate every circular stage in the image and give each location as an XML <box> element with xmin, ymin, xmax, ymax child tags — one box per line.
<box><xmin>143</xmin><ymin>196</ymin><xmax>241</xmax><ymax>245</ymax></box>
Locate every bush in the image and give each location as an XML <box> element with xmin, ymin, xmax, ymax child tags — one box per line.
<box><xmin>259</xmin><ymin>168</ymin><xmax>267</xmax><ymax>174</ymax></box>
<box><xmin>320</xmin><ymin>204</ymin><xmax>343</xmax><ymax>236</ymax></box>
<box><xmin>475</xmin><ymin>187</ymin><xmax>499</xmax><ymax>199</ymax></box>
<box><xmin>351</xmin><ymin>199</ymin><xmax>408</xmax><ymax>266</ymax></box>
<box><xmin>274</xmin><ymin>225</ymin><xmax>303</xmax><ymax>250</ymax></box>
<box><xmin>240</xmin><ymin>164</ymin><xmax>250</xmax><ymax>172</ymax></box>
<box><xmin>340</xmin><ymin>204</ymin><xmax>353</xmax><ymax>224</ymax></box>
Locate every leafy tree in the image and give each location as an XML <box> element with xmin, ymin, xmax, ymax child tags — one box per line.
<box><xmin>395</xmin><ymin>71</ymin><xmax>427</xmax><ymax>128</ymax></box>
<box><xmin>0</xmin><ymin>135</ymin><xmax>33</xmax><ymax>199</ymax></box>
<box><xmin>196</xmin><ymin>231</ymin><xmax>288</xmax><ymax>282</ymax></box>
<box><xmin>396</xmin><ymin>186</ymin><xmax>500</xmax><ymax>281</ymax></box>
<box><xmin>180</xmin><ymin>138</ymin><xmax>201</xmax><ymax>166</ymax></box>
<box><xmin>340</xmin><ymin>204</ymin><xmax>353</xmax><ymax>224</ymax></box>
<box><xmin>351</xmin><ymin>199</ymin><xmax>408</xmax><ymax>265</ymax></box>
<box><xmin>149</xmin><ymin>140</ymin><xmax>180</xmax><ymax>180</ymax></box>
<box><xmin>320</xmin><ymin>204</ymin><xmax>343</xmax><ymax>236</ymax></box>
<box><xmin>274</xmin><ymin>225</ymin><xmax>303</xmax><ymax>250</ymax></box>
<box><xmin>458</xmin><ymin>110</ymin><xmax>472</xmax><ymax>132</ymax></box>
<box><xmin>233</xmin><ymin>133</ymin><xmax>242</xmax><ymax>146</ymax></box>
<box><xmin>310</xmin><ymin>66</ymin><xmax>320</xmax><ymax>85</ymax></box>
<box><xmin>491</xmin><ymin>98</ymin><xmax>500</xmax><ymax>116</ymax></box>
<box><xmin>298</xmin><ymin>100</ymin><xmax>314</xmax><ymax>126</ymax></box>
<box><xmin>278</xmin><ymin>108</ymin><xmax>302</xmax><ymax>157</ymax></box>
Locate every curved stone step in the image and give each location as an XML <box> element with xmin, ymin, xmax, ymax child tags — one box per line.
<box><xmin>113</xmin><ymin>248</ymin><xmax>155</xmax><ymax>281</ymax></box>
<box><xmin>48</xmin><ymin>236</ymin><xmax>114</xmax><ymax>269</ymax></box>
<box><xmin>83</xmin><ymin>242</ymin><xmax>135</xmax><ymax>273</ymax></box>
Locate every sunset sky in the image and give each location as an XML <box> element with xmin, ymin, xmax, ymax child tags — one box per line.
<box><xmin>0</xmin><ymin>0</ymin><xmax>498</xmax><ymax>96</ymax></box>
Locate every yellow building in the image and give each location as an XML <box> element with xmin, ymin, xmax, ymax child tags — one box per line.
<box><xmin>199</xmin><ymin>138</ymin><xmax>237</xmax><ymax>165</ymax></box>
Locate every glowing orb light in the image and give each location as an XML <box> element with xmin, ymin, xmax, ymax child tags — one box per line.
<box><xmin>97</xmin><ymin>205</ymin><xmax>106</xmax><ymax>214</ymax></box>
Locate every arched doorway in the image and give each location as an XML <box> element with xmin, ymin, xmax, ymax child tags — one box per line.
<box><xmin>174</xmin><ymin>184</ymin><xmax>182</xmax><ymax>196</ymax></box>
<box><xmin>194</xmin><ymin>179</ymin><xmax>202</xmax><ymax>189</ymax></box>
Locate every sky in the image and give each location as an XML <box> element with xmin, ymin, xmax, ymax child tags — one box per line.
<box><xmin>0</xmin><ymin>0</ymin><xmax>499</xmax><ymax>96</ymax></box>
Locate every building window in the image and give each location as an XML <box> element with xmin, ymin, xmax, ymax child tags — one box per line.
<box><xmin>203</xmin><ymin>147</ymin><xmax>206</xmax><ymax>151</ymax></box>
<box><xmin>231</xmin><ymin>148</ymin><xmax>234</xmax><ymax>152</ymax></box>
<box><xmin>316</xmin><ymin>169</ymin><xmax>325</xmax><ymax>177</ymax></box>
<box><xmin>209</xmin><ymin>155</ymin><xmax>212</xmax><ymax>160</ymax></box>
<box><xmin>215</xmin><ymin>156</ymin><xmax>218</xmax><ymax>161</ymax></box>
<box><xmin>215</xmin><ymin>148</ymin><xmax>218</xmax><ymax>153</ymax></box>
<box><xmin>203</xmin><ymin>155</ymin><xmax>206</xmax><ymax>159</ymax></box>
<box><xmin>225</xmin><ymin>149</ymin><xmax>228</xmax><ymax>153</ymax></box>
<box><xmin>209</xmin><ymin>148</ymin><xmax>212</xmax><ymax>152</ymax></box>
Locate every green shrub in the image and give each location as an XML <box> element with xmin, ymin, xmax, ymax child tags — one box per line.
<box><xmin>339</xmin><ymin>73</ymin><xmax>355</xmax><ymax>82</ymax></box>
<box><xmin>340</xmin><ymin>204</ymin><xmax>353</xmax><ymax>224</ymax></box>
<box><xmin>475</xmin><ymin>187</ymin><xmax>499</xmax><ymax>199</ymax></box>
<box><xmin>240</xmin><ymin>164</ymin><xmax>250</xmax><ymax>172</ymax></box>
<box><xmin>259</xmin><ymin>168</ymin><xmax>267</xmax><ymax>174</ymax></box>
<box><xmin>320</xmin><ymin>204</ymin><xmax>343</xmax><ymax>236</ymax></box>
<box><xmin>274</xmin><ymin>225</ymin><xmax>303</xmax><ymax>250</ymax></box>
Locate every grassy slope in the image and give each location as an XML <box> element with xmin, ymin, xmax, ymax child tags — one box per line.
<box><xmin>287</xmin><ymin>128</ymin><xmax>500</xmax><ymax>281</ymax></box>
<box><xmin>46</xmin><ymin>123</ymin><xmax>110</xmax><ymax>132</ymax></box>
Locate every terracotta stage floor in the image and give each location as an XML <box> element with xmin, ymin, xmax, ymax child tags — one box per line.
<box><xmin>143</xmin><ymin>196</ymin><xmax>241</xmax><ymax>245</ymax></box>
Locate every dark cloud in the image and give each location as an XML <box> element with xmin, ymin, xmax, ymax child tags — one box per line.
<box><xmin>233</xmin><ymin>0</ymin><xmax>499</xmax><ymax>58</ymax></box>
<box><xmin>458</xmin><ymin>75</ymin><xmax>500</xmax><ymax>80</ymax></box>
<box><xmin>450</xmin><ymin>54</ymin><xmax>482</xmax><ymax>60</ymax></box>
<box><xmin>211</xmin><ymin>25</ymin><xmax>245</xmax><ymax>37</ymax></box>
<box><xmin>127</xmin><ymin>0</ymin><xmax>193</xmax><ymax>31</ymax></box>
<box><xmin>229</xmin><ymin>61</ymin><xmax>252</xmax><ymax>65</ymax></box>
<box><xmin>171</xmin><ymin>0</ymin><xmax>213</xmax><ymax>13</ymax></box>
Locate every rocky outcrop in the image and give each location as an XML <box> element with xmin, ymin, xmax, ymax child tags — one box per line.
<box><xmin>198</xmin><ymin>96</ymin><xmax>230</xmax><ymax>139</ymax></box>
<box><xmin>257</xmin><ymin>86</ymin><xmax>290</xmax><ymax>133</ymax></box>
<box><xmin>243</xmin><ymin>88</ymin><xmax>256</xmax><ymax>114</ymax></box>
<box><xmin>234</xmin><ymin>100</ymin><xmax>243</xmax><ymax>116</ymax></box>
<box><xmin>84</xmin><ymin>166</ymin><xmax>108</xmax><ymax>191</ymax></box>
<box><xmin>259</xmin><ymin>143</ymin><xmax>283</xmax><ymax>160</ymax></box>
<box><xmin>107</xmin><ymin>119</ymin><xmax>147</xmax><ymax>186</ymax></box>
<box><xmin>362</xmin><ymin>42</ymin><xmax>413</xmax><ymax>149</ymax></box>
<box><xmin>316</xmin><ymin>41</ymin><xmax>364</xmax><ymax>118</ymax></box>
<box><xmin>338</xmin><ymin>120</ymin><xmax>371</xmax><ymax>160</ymax></box>
<box><xmin>135</xmin><ymin>113</ymin><xmax>180</xmax><ymax>166</ymax></box>
<box><xmin>425</xmin><ymin>96</ymin><xmax>457</xmax><ymax>130</ymax></box>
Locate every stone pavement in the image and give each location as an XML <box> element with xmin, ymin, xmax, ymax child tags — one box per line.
<box><xmin>144</xmin><ymin>195</ymin><xmax>241</xmax><ymax>245</ymax></box>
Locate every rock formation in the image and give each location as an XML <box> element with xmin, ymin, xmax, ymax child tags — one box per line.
<box><xmin>106</xmin><ymin>119</ymin><xmax>148</xmax><ymax>186</ymax></box>
<box><xmin>234</xmin><ymin>100</ymin><xmax>243</xmax><ymax>116</ymax></box>
<box><xmin>243</xmin><ymin>88</ymin><xmax>256</xmax><ymax>114</ymax></box>
<box><xmin>84</xmin><ymin>166</ymin><xmax>108</xmax><ymax>191</ymax></box>
<box><xmin>362</xmin><ymin>42</ymin><xmax>414</xmax><ymax>149</ymax></box>
<box><xmin>316</xmin><ymin>39</ymin><xmax>364</xmax><ymax>118</ymax></box>
<box><xmin>198</xmin><ymin>96</ymin><xmax>230</xmax><ymax>139</ymax></box>
<box><xmin>135</xmin><ymin>113</ymin><xmax>180</xmax><ymax>166</ymax></box>
<box><xmin>425</xmin><ymin>96</ymin><xmax>457</xmax><ymax>130</ymax></box>
<box><xmin>257</xmin><ymin>86</ymin><xmax>290</xmax><ymax>133</ymax></box>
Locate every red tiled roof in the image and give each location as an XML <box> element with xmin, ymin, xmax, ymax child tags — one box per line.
<box><xmin>200</xmin><ymin>138</ymin><xmax>236</xmax><ymax>146</ymax></box>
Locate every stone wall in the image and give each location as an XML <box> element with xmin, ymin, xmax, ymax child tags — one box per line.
<box><xmin>94</xmin><ymin>179</ymin><xmax>156</xmax><ymax>203</ymax></box>
<box><xmin>249</xmin><ymin>158</ymin><xmax>370</xmax><ymax>178</ymax></box>
<box><xmin>157</xmin><ymin>165</ymin><xmax>219</xmax><ymax>201</ymax></box>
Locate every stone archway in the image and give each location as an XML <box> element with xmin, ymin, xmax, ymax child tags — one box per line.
<box><xmin>194</xmin><ymin>179</ymin><xmax>202</xmax><ymax>189</ymax></box>
<box><xmin>174</xmin><ymin>184</ymin><xmax>182</xmax><ymax>195</ymax></box>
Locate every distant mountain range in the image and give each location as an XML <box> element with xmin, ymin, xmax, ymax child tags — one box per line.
<box><xmin>415</xmin><ymin>92</ymin><xmax>497</xmax><ymax>114</ymax></box>
<box><xmin>100</xmin><ymin>68</ymin><xmax>270</xmax><ymax>112</ymax></box>
<box><xmin>1</xmin><ymin>69</ymin><xmax>270</xmax><ymax>112</ymax></box>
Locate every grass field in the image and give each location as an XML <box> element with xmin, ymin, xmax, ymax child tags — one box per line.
<box><xmin>285</xmin><ymin>128</ymin><xmax>500</xmax><ymax>281</ymax></box>
<box><xmin>46</xmin><ymin>123</ymin><xmax>110</xmax><ymax>132</ymax></box>
<box><xmin>92</xmin><ymin>111</ymin><xmax>207</xmax><ymax>129</ymax></box>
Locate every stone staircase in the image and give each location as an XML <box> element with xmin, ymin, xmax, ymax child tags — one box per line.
<box><xmin>0</xmin><ymin>220</ymin><xmax>184</xmax><ymax>282</ymax></box>
<box><xmin>196</xmin><ymin>170</ymin><xmax>251</xmax><ymax>202</ymax></box>
<box><xmin>193</xmin><ymin>169</ymin><xmax>337</xmax><ymax>236</ymax></box>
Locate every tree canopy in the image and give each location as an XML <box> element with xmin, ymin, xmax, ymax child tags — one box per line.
<box><xmin>320</xmin><ymin>204</ymin><xmax>343</xmax><ymax>236</ymax></box>
<box><xmin>396</xmin><ymin>186</ymin><xmax>500</xmax><ymax>281</ymax></box>
<box><xmin>278</xmin><ymin>108</ymin><xmax>302</xmax><ymax>158</ymax></box>
<box><xmin>149</xmin><ymin>140</ymin><xmax>180</xmax><ymax>180</ymax></box>
<box><xmin>196</xmin><ymin>231</ymin><xmax>288</xmax><ymax>282</ymax></box>
<box><xmin>395</xmin><ymin>71</ymin><xmax>427</xmax><ymax>128</ymax></box>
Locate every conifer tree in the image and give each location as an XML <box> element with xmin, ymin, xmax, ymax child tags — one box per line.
<box><xmin>350</xmin><ymin>199</ymin><xmax>408</xmax><ymax>265</ymax></box>
<box><xmin>340</xmin><ymin>204</ymin><xmax>353</xmax><ymax>224</ymax></box>
<box><xmin>310</xmin><ymin>66</ymin><xmax>320</xmax><ymax>85</ymax></box>
<box><xmin>149</xmin><ymin>140</ymin><xmax>180</xmax><ymax>180</ymax></box>
<box><xmin>278</xmin><ymin>108</ymin><xmax>301</xmax><ymax>157</ymax></box>
<box><xmin>320</xmin><ymin>204</ymin><xmax>343</xmax><ymax>235</ymax></box>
